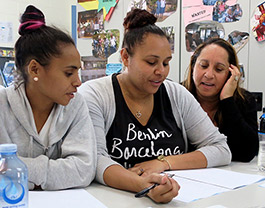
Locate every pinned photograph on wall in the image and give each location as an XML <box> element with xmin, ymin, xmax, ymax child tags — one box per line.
<box><xmin>92</xmin><ymin>29</ymin><xmax>119</xmax><ymax>59</ymax></box>
<box><xmin>212</xmin><ymin>2</ymin><xmax>242</xmax><ymax>23</ymax></box>
<box><xmin>128</xmin><ymin>0</ymin><xmax>177</xmax><ymax>22</ymax></box>
<box><xmin>81</xmin><ymin>56</ymin><xmax>107</xmax><ymax>82</ymax></box>
<box><xmin>251</xmin><ymin>1</ymin><xmax>265</xmax><ymax>42</ymax></box>
<box><xmin>227</xmin><ymin>30</ymin><xmax>249</xmax><ymax>52</ymax></box>
<box><xmin>148</xmin><ymin>0</ymin><xmax>177</xmax><ymax>22</ymax></box>
<box><xmin>185</xmin><ymin>20</ymin><xmax>224</xmax><ymax>52</ymax></box>
<box><xmin>161</xmin><ymin>26</ymin><xmax>175</xmax><ymax>53</ymax></box>
<box><xmin>77</xmin><ymin>9</ymin><xmax>104</xmax><ymax>38</ymax></box>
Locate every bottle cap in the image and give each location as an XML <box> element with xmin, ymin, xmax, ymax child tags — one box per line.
<box><xmin>0</xmin><ymin>144</ymin><xmax>17</xmax><ymax>153</ymax></box>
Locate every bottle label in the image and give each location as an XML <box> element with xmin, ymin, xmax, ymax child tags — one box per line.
<box><xmin>0</xmin><ymin>176</ymin><xmax>27</xmax><ymax>208</ymax></box>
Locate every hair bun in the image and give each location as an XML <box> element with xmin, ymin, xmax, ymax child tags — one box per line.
<box><xmin>123</xmin><ymin>9</ymin><xmax>157</xmax><ymax>31</ymax></box>
<box><xmin>19</xmin><ymin>5</ymin><xmax>45</xmax><ymax>35</ymax></box>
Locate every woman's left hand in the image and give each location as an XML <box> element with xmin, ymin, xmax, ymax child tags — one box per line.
<box><xmin>220</xmin><ymin>64</ymin><xmax>240</xmax><ymax>100</ymax></box>
<box><xmin>128</xmin><ymin>159</ymin><xmax>168</xmax><ymax>176</ymax></box>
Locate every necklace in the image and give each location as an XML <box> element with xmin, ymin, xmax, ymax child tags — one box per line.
<box><xmin>118</xmin><ymin>75</ymin><xmax>152</xmax><ymax>120</ymax></box>
<box><xmin>135</xmin><ymin>111</ymin><xmax>142</xmax><ymax>119</ymax></box>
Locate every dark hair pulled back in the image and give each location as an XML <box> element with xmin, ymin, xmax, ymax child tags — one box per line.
<box><xmin>122</xmin><ymin>9</ymin><xmax>167</xmax><ymax>56</ymax></box>
<box><xmin>15</xmin><ymin>5</ymin><xmax>75</xmax><ymax>83</ymax></box>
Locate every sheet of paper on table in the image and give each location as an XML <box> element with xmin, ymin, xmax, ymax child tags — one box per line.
<box><xmin>165</xmin><ymin>168</ymin><xmax>265</xmax><ymax>203</ymax></box>
<box><xmin>29</xmin><ymin>189</ymin><xmax>107</xmax><ymax>208</ymax></box>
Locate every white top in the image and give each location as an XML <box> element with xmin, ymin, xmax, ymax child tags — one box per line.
<box><xmin>39</xmin><ymin>106</ymin><xmax>56</xmax><ymax>147</ymax></box>
<box><xmin>161</xmin><ymin>0</ymin><xmax>166</xmax><ymax>8</ymax></box>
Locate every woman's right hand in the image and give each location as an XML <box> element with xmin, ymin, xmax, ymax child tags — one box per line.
<box><xmin>141</xmin><ymin>173</ymin><xmax>180</xmax><ymax>203</ymax></box>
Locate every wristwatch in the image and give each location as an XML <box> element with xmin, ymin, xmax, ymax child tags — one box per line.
<box><xmin>157</xmin><ymin>155</ymin><xmax>172</xmax><ymax>170</ymax></box>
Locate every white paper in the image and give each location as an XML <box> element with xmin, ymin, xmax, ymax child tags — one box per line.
<box><xmin>167</xmin><ymin>168</ymin><xmax>265</xmax><ymax>203</ymax></box>
<box><xmin>169</xmin><ymin>168</ymin><xmax>265</xmax><ymax>189</ymax></box>
<box><xmin>173</xmin><ymin>176</ymin><xmax>229</xmax><ymax>203</ymax></box>
<box><xmin>29</xmin><ymin>189</ymin><xmax>107</xmax><ymax>208</ymax></box>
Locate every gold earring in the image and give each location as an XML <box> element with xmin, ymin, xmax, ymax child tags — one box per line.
<box><xmin>33</xmin><ymin>77</ymin><xmax>38</xmax><ymax>81</ymax></box>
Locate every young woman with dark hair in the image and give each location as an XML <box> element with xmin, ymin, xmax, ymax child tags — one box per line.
<box><xmin>79</xmin><ymin>9</ymin><xmax>231</xmax><ymax>203</ymax></box>
<box><xmin>0</xmin><ymin>5</ymin><xmax>97</xmax><ymax>190</ymax></box>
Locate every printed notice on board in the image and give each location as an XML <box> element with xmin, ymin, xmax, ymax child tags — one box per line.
<box><xmin>0</xmin><ymin>22</ymin><xmax>12</xmax><ymax>43</ymax></box>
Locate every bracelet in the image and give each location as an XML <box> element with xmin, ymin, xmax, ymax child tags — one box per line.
<box><xmin>157</xmin><ymin>155</ymin><xmax>172</xmax><ymax>170</ymax></box>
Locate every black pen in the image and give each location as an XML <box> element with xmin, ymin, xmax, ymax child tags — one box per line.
<box><xmin>135</xmin><ymin>173</ymin><xmax>175</xmax><ymax>198</ymax></box>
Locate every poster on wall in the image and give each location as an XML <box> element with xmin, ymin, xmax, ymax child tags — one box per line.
<box><xmin>251</xmin><ymin>1</ymin><xmax>265</xmax><ymax>42</ymax></box>
<box><xmin>127</xmin><ymin>0</ymin><xmax>177</xmax><ymax>22</ymax></box>
<box><xmin>183</xmin><ymin>0</ymin><xmax>242</xmax><ymax>27</ymax></box>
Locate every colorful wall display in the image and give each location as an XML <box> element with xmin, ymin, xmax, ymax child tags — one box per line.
<box><xmin>183</xmin><ymin>0</ymin><xmax>242</xmax><ymax>27</ymax></box>
<box><xmin>127</xmin><ymin>0</ymin><xmax>177</xmax><ymax>22</ymax></box>
<box><xmin>251</xmin><ymin>1</ymin><xmax>265</xmax><ymax>42</ymax></box>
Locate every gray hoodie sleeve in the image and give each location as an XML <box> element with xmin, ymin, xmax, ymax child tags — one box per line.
<box><xmin>19</xmin><ymin>95</ymin><xmax>97</xmax><ymax>190</ymax></box>
<box><xmin>79</xmin><ymin>77</ymin><xmax>121</xmax><ymax>185</ymax></box>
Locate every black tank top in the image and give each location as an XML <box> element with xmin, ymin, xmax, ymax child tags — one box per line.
<box><xmin>106</xmin><ymin>74</ymin><xmax>185</xmax><ymax>168</ymax></box>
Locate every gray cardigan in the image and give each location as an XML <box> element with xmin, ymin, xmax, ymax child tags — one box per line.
<box><xmin>0</xmin><ymin>84</ymin><xmax>97</xmax><ymax>190</ymax></box>
<box><xmin>79</xmin><ymin>75</ymin><xmax>231</xmax><ymax>185</ymax></box>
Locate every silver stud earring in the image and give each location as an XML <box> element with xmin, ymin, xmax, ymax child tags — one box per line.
<box><xmin>33</xmin><ymin>77</ymin><xmax>39</xmax><ymax>82</ymax></box>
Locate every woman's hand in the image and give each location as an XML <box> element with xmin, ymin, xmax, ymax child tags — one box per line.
<box><xmin>129</xmin><ymin>159</ymin><xmax>168</xmax><ymax>176</ymax></box>
<box><xmin>143</xmin><ymin>173</ymin><xmax>180</xmax><ymax>203</ymax></box>
<box><xmin>220</xmin><ymin>64</ymin><xmax>241</xmax><ymax>100</ymax></box>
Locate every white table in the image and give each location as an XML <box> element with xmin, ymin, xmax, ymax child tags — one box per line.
<box><xmin>86</xmin><ymin>157</ymin><xmax>265</xmax><ymax>208</ymax></box>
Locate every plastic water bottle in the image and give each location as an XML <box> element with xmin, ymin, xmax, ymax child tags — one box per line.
<box><xmin>0</xmin><ymin>144</ymin><xmax>28</xmax><ymax>208</ymax></box>
<box><xmin>258</xmin><ymin>108</ymin><xmax>265</xmax><ymax>171</ymax></box>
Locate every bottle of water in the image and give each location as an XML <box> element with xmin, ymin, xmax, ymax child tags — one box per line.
<box><xmin>258</xmin><ymin>108</ymin><xmax>265</xmax><ymax>171</ymax></box>
<box><xmin>0</xmin><ymin>144</ymin><xmax>28</xmax><ymax>208</ymax></box>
